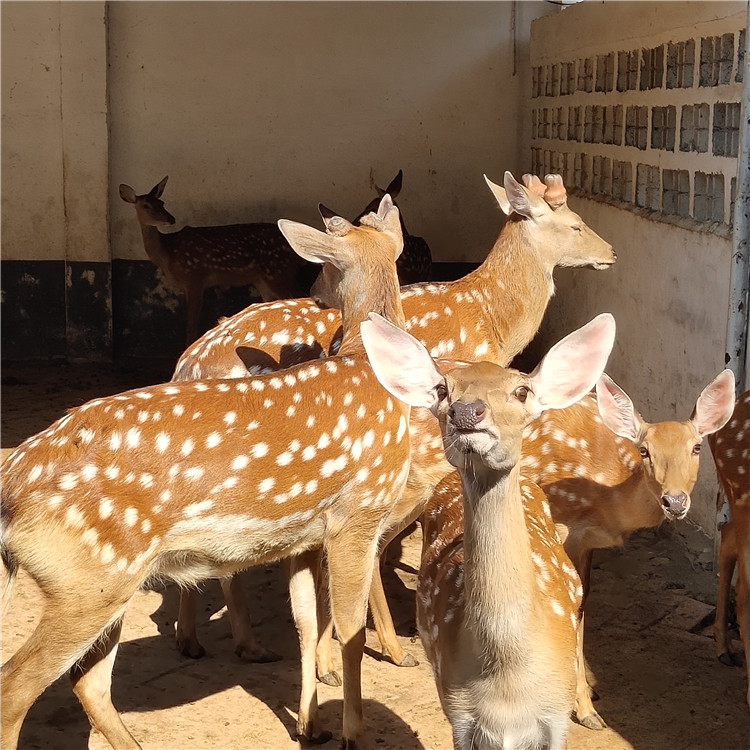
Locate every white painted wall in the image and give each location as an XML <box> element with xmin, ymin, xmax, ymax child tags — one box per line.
<box><xmin>108</xmin><ymin>1</ymin><xmax>555</xmax><ymax>264</ymax></box>
<box><xmin>1</xmin><ymin>2</ymin><xmax>109</xmax><ymax>263</ymax></box>
<box><xmin>2</xmin><ymin>1</ymin><xmax>557</xmax><ymax>266</ymax></box>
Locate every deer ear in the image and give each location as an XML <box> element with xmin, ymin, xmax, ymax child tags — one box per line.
<box><xmin>361</xmin><ymin>313</ymin><xmax>444</xmax><ymax>410</ymax></box>
<box><xmin>691</xmin><ymin>369</ymin><xmax>736</xmax><ymax>437</ymax></box>
<box><xmin>484</xmin><ymin>174</ymin><xmax>512</xmax><ymax>215</ymax></box>
<box><xmin>595</xmin><ymin>373</ymin><xmax>644</xmax><ymax>441</ymax></box>
<box><xmin>529</xmin><ymin>313</ymin><xmax>616</xmax><ymax>411</ymax></box>
<box><xmin>502</xmin><ymin>171</ymin><xmax>548</xmax><ymax>220</ymax></box>
<box><xmin>151</xmin><ymin>176</ymin><xmax>168</xmax><ymax>198</ymax></box>
<box><xmin>119</xmin><ymin>184</ymin><xmax>136</xmax><ymax>204</ymax></box>
<box><xmin>277</xmin><ymin>220</ymin><xmax>332</xmax><ymax>265</ymax></box>
<box><xmin>384</xmin><ymin>169</ymin><xmax>403</xmax><ymax>199</ymax></box>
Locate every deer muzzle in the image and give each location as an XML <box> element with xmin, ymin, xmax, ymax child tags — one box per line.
<box><xmin>661</xmin><ymin>492</ymin><xmax>690</xmax><ymax>520</ymax></box>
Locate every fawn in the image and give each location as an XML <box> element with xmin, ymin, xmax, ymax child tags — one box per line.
<box><xmin>1</xmin><ymin>195</ymin><xmax>411</xmax><ymax>750</ymax></box>
<box><xmin>709</xmin><ymin>389</ymin><xmax>750</xmax><ymax>712</ymax></box>
<box><xmin>119</xmin><ymin>176</ymin><xmax>316</xmax><ymax>344</ymax></box>
<box><xmin>170</xmin><ymin>171</ymin><xmax>617</xmax><ymax>675</ymax></box>
<box><xmin>522</xmin><ymin>368</ymin><xmax>736</xmax><ymax>729</ymax></box>
<box><xmin>360</xmin><ymin>311</ymin><xmax>617</xmax><ymax>750</ymax></box>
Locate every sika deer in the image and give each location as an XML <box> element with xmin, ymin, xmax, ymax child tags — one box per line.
<box><xmin>171</xmin><ymin>171</ymin><xmax>617</xmax><ymax>675</ymax></box>
<box><xmin>360</xmin><ymin>312</ymin><xmax>617</xmax><ymax>750</ymax></box>
<box><xmin>352</xmin><ymin>169</ymin><xmax>432</xmax><ymax>284</ymax></box>
<box><xmin>0</xmin><ymin>196</ymin><xmax>410</xmax><ymax>750</ymax></box>
<box><xmin>709</xmin><ymin>389</ymin><xmax>750</xmax><ymax>712</ymax></box>
<box><xmin>521</xmin><ymin>369</ymin><xmax>736</xmax><ymax>729</ymax></box>
<box><xmin>173</xmin><ymin>171</ymin><xmax>615</xmax><ymax>381</ymax></box>
<box><xmin>119</xmin><ymin>176</ymin><xmax>318</xmax><ymax>344</ymax></box>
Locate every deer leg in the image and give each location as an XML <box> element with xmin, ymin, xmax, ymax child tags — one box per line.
<box><xmin>326</xmin><ymin>530</ymin><xmax>381</xmax><ymax>749</ymax></box>
<box><xmin>175</xmin><ymin>587</ymin><xmax>206</xmax><ymax>658</ymax></box>
<box><xmin>70</xmin><ymin>617</ymin><xmax>141</xmax><ymax>750</ymax></box>
<box><xmin>735</xmin><ymin>530</ymin><xmax>750</xmax><ymax>711</ymax></box>
<box><xmin>221</xmin><ymin>574</ymin><xmax>281</xmax><ymax>663</ymax></box>
<box><xmin>715</xmin><ymin>521</ymin><xmax>742</xmax><ymax>666</ymax></box>
<box><xmin>289</xmin><ymin>551</ymin><xmax>332</xmax><ymax>744</ymax></box>
<box><xmin>313</xmin><ymin>554</ymin><xmax>341</xmax><ymax>686</ymax></box>
<box><xmin>1</xmin><ymin>598</ymin><xmax>135</xmax><ymax>750</ymax></box>
<box><xmin>568</xmin><ymin>546</ymin><xmax>606</xmax><ymax>730</ymax></box>
<box><xmin>368</xmin><ymin>519</ymin><xmax>419</xmax><ymax>668</ymax></box>
<box><xmin>184</xmin><ymin>280</ymin><xmax>205</xmax><ymax>345</ymax></box>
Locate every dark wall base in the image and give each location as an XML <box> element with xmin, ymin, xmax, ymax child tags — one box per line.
<box><xmin>1</xmin><ymin>260</ymin><xmax>111</xmax><ymax>361</ymax></box>
<box><xmin>2</xmin><ymin>260</ymin><xmax>479</xmax><ymax>363</ymax></box>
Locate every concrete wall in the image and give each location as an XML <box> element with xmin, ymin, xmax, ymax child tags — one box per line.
<box><xmin>1</xmin><ymin>0</ymin><xmax>556</xmax><ymax>359</ymax></box>
<box><xmin>527</xmin><ymin>1</ymin><xmax>747</xmax><ymax>535</ymax></box>
<box><xmin>108</xmin><ymin>1</ymin><xmax>548</xmax><ymax>264</ymax></box>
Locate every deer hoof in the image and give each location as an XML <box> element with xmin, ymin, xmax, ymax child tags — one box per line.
<box><xmin>340</xmin><ymin>738</ymin><xmax>357</xmax><ymax>750</ymax></box>
<box><xmin>318</xmin><ymin>670</ymin><xmax>342</xmax><ymax>687</ymax></box>
<box><xmin>381</xmin><ymin>650</ymin><xmax>419</xmax><ymax>668</ymax></box>
<box><xmin>394</xmin><ymin>652</ymin><xmax>419</xmax><ymax>668</ymax></box>
<box><xmin>177</xmin><ymin>638</ymin><xmax>206</xmax><ymax>659</ymax></box>
<box><xmin>578</xmin><ymin>711</ymin><xmax>608</xmax><ymax>731</ymax></box>
<box><xmin>234</xmin><ymin>643</ymin><xmax>282</xmax><ymax>663</ymax></box>
<box><xmin>718</xmin><ymin>651</ymin><xmax>744</xmax><ymax>667</ymax></box>
<box><xmin>297</xmin><ymin>729</ymin><xmax>333</xmax><ymax>746</ymax></box>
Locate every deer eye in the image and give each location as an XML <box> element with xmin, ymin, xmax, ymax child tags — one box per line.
<box><xmin>436</xmin><ymin>383</ymin><xmax>448</xmax><ymax>403</ymax></box>
<box><xmin>572</xmin><ymin>224</ymin><xmax>582</xmax><ymax>233</ymax></box>
<box><xmin>692</xmin><ymin>443</ymin><xmax>701</xmax><ymax>455</ymax></box>
<box><xmin>639</xmin><ymin>446</ymin><xmax>650</xmax><ymax>459</ymax></box>
<box><xmin>513</xmin><ymin>386</ymin><xmax>530</xmax><ymax>403</ymax></box>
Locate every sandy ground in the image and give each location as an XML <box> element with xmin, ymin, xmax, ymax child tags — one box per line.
<box><xmin>1</xmin><ymin>359</ymin><xmax>749</xmax><ymax>750</ymax></box>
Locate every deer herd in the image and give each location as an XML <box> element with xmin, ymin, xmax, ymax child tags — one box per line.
<box><xmin>1</xmin><ymin>170</ymin><xmax>747</xmax><ymax>750</ymax></box>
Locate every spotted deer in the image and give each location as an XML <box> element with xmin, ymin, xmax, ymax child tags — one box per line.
<box><xmin>520</xmin><ymin>369</ymin><xmax>736</xmax><ymax>729</ymax></box>
<box><xmin>709</xmin><ymin>389</ymin><xmax>750</xmax><ymax>712</ymax></box>
<box><xmin>170</xmin><ymin>171</ymin><xmax>617</xmax><ymax>674</ymax></box>
<box><xmin>360</xmin><ymin>311</ymin><xmax>616</xmax><ymax>750</ymax></box>
<box><xmin>0</xmin><ymin>195</ymin><xmax>412</xmax><ymax>750</ymax></box>
<box><xmin>119</xmin><ymin>176</ymin><xmax>320</xmax><ymax>344</ymax></box>
<box><xmin>352</xmin><ymin>169</ymin><xmax>432</xmax><ymax>284</ymax></box>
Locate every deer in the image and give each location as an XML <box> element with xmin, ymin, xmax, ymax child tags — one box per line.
<box><xmin>352</xmin><ymin>169</ymin><xmax>432</xmax><ymax>285</ymax></box>
<box><xmin>119</xmin><ymin>176</ymin><xmax>318</xmax><ymax>344</ymax></box>
<box><xmin>169</xmin><ymin>171</ymin><xmax>618</xmax><ymax>682</ymax></box>
<box><xmin>120</xmin><ymin>174</ymin><xmax>433</xmax><ymax>346</ymax></box>
<box><xmin>518</xmin><ymin>368</ymin><xmax>736</xmax><ymax>730</ymax></box>
<box><xmin>709</xmin><ymin>389</ymin><xmax>750</xmax><ymax>712</ymax></box>
<box><xmin>0</xmin><ymin>195</ymin><xmax>413</xmax><ymax>750</ymax></box>
<box><xmin>359</xmin><ymin>311</ymin><xmax>617</xmax><ymax>750</ymax></box>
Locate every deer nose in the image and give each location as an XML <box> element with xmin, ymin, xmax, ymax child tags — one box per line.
<box><xmin>661</xmin><ymin>492</ymin><xmax>689</xmax><ymax>519</ymax></box>
<box><xmin>449</xmin><ymin>400</ymin><xmax>486</xmax><ymax>430</ymax></box>
<box><xmin>610</xmin><ymin>247</ymin><xmax>617</xmax><ymax>260</ymax></box>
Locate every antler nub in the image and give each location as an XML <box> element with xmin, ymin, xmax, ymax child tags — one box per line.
<box><xmin>543</xmin><ymin>174</ymin><xmax>567</xmax><ymax>209</ymax></box>
<box><xmin>522</xmin><ymin>174</ymin><xmax>547</xmax><ymax>197</ymax></box>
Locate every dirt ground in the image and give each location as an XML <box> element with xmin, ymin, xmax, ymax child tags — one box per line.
<box><xmin>2</xmin><ymin>359</ymin><xmax>749</xmax><ymax>750</ymax></box>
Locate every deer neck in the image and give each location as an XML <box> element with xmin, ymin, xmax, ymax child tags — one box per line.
<box><xmin>337</xmin><ymin>267</ymin><xmax>405</xmax><ymax>358</ymax></box>
<box><xmin>460</xmin><ymin>459</ymin><xmax>536</xmax><ymax>665</ymax></box>
<box><xmin>137</xmin><ymin>222</ymin><xmax>173</xmax><ymax>267</ymax></box>
<box><xmin>466</xmin><ymin>221</ymin><xmax>552</xmax><ymax>364</ymax></box>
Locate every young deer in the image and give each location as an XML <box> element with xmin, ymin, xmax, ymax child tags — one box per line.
<box><xmin>352</xmin><ymin>169</ymin><xmax>432</xmax><ymax>284</ymax></box>
<box><xmin>0</xmin><ymin>196</ymin><xmax>411</xmax><ymax>750</ymax></box>
<box><xmin>709</xmin><ymin>389</ymin><xmax>750</xmax><ymax>712</ymax></box>
<box><xmin>119</xmin><ymin>176</ymin><xmax>318</xmax><ymax>344</ymax></box>
<box><xmin>170</xmin><ymin>170</ymin><xmax>617</xmax><ymax>675</ymax></box>
<box><xmin>360</xmin><ymin>312</ymin><xmax>617</xmax><ymax>750</ymax></box>
<box><xmin>521</xmin><ymin>369</ymin><xmax>736</xmax><ymax>730</ymax></box>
